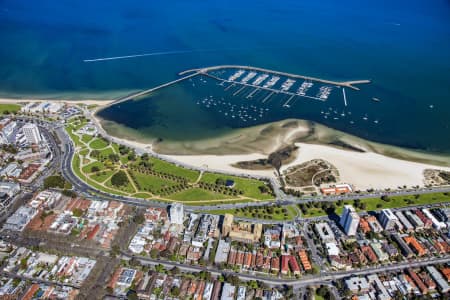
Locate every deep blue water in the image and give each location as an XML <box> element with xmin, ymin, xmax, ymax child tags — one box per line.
<box><xmin>1</xmin><ymin>0</ymin><xmax>450</xmax><ymax>153</ymax></box>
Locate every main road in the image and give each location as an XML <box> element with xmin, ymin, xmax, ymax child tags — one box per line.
<box><xmin>124</xmin><ymin>250</ymin><xmax>450</xmax><ymax>288</ymax></box>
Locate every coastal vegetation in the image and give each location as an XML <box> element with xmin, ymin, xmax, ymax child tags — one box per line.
<box><xmin>66</xmin><ymin>117</ymin><xmax>274</xmax><ymax>204</ymax></box>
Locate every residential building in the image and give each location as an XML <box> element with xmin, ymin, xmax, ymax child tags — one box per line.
<box><xmin>214</xmin><ymin>239</ymin><xmax>230</xmax><ymax>265</ymax></box>
<box><xmin>169</xmin><ymin>203</ymin><xmax>184</xmax><ymax>225</ymax></box>
<box><xmin>395</xmin><ymin>211</ymin><xmax>414</xmax><ymax>232</ymax></box>
<box><xmin>426</xmin><ymin>266</ymin><xmax>450</xmax><ymax>293</ymax></box>
<box><xmin>22</xmin><ymin>123</ymin><xmax>42</xmax><ymax>144</ymax></box>
<box><xmin>340</xmin><ymin>205</ymin><xmax>360</xmax><ymax>236</ymax></box>
<box><xmin>228</xmin><ymin>222</ymin><xmax>262</xmax><ymax>243</ymax></box>
<box><xmin>378</xmin><ymin>209</ymin><xmax>398</xmax><ymax>230</ymax></box>
<box><xmin>221</xmin><ymin>283</ymin><xmax>235</xmax><ymax>300</ymax></box>
<box><xmin>222</xmin><ymin>214</ymin><xmax>233</xmax><ymax>236</ymax></box>
<box><xmin>315</xmin><ymin>222</ymin><xmax>336</xmax><ymax>243</ymax></box>
<box><xmin>345</xmin><ymin>276</ymin><xmax>370</xmax><ymax>293</ymax></box>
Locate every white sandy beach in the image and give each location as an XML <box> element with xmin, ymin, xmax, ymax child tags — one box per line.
<box><xmin>166</xmin><ymin>143</ymin><xmax>450</xmax><ymax>191</ymax></box>
<box><xmin>0</xmin><ymin>98</ymin><xmax>113</xmax><ymax>106</ymax></box>
<box><xmin>280</xmin><ymin>143</ymin><xmax>450</xmax><ymax>190</ymax></box>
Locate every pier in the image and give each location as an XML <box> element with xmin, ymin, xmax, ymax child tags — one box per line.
<box><xmin>106</xmin><ymin>65</ymin><xmax>370</xmax><ymax>108</ymax></box>
<box><xmin>180</xmin><ymin>65</ymin><xmax>371</xmax><ymax>90</ymax></box>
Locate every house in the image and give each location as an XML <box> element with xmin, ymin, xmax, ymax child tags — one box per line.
<box><xmin>298</xmin><ymin>250</ymin><xmax>312</xmax><ymax>271</ymax></box>
<box><xmin>404</xmin><ymin>236</ymin><xmax>426</xmax><ymax>256</ymax></box>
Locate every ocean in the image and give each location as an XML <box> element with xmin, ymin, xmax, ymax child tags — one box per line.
<box><xmin>1</xmin><ymin>0</ymin><xmax>449</xmax><ymax>153</ymax></box>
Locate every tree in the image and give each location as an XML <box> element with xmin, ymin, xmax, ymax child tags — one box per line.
<box><xmin>170</xmin><ymin>286</ymin><xmax>180</xmax><ymax>297</ymax></box>
<box><xmin>72</xmin><ymin>208</ymin><xmax>84</xmax><ymax>217</ymax></box>
<box><xmin>150</xmin><ymin>249</ymin><xmax>159</xmax><ymax>259</ymax></box>
<box><xmin>133</xmin><ymin>213</ymin><xmax>145</xmax><ymax>224</ymax></box>
<box><xmin>62</xmin><ymin>189</ymin><xmax>77</xmax><ymax>198</ymax></box>
<box><xmin>91</xmin><ymin>150</ymin><xmax>100</xmax><ymax>157</ymax></box>
<box><xmin>111</xmin><ymin>171</ymin><xmax>129</xmax><ymax>187</ymax></box>
<box><xmin>109</xmin><ymin>153</ymin><xmax>120</xmax><ymax>162</ymax></box>
<box><xmin>381</xmin><ymin>195</ymin><xmax>390</xmax><ymax>202</ymax></box>
<box><xmin>91</xmin><ymin>166</ymin><xmax>100</xmax><ymax>173</ymax></box>
<box><xmin>43</xmin><ymin>175</ymin><xmax>66</xmax><ymax>189</ymax></box>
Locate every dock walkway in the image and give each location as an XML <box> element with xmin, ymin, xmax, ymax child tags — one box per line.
<box><xmin>106</xmin><ymin>65</ymin><xmax>370</xmax><ymax>108</ymax></box>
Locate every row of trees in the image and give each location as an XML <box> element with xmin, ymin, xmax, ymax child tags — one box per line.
<box><xmin>130</xmin><ymin>165</ymin><xmax>188</xmax><ymax>185</ymax></box>
<box><xmin>198</xmin><ymin>181</ymin><xmax>243</xmax><ymax>197</ymax></box>
<box><xmin>128</xmin><ymin>170</ymin><xmax>190</xmax><ymax>195</ymax></box>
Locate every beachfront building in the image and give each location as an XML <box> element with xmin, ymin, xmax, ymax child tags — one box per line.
<box><xmin>340</xmin><ymin>205</ymin><xmax>360</xmax><ymax>236</ymax></box>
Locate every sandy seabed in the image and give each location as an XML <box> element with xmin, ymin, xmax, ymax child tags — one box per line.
<box><xmin>96</xmin><ymin>115</ymin><xmax>450</xmax><ymax>190</ymax></box>
<box><xmin>3</xmin><ymin>97</ymin><xmax>448</xmax><ymax>191</ymax></box>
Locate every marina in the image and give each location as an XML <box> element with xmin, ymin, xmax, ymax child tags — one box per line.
<box><xmin>99</xmin><ymin>64</ymin><xmax>384</xmax><ymax>132</ymax></box>
<box><xmin>109</xmin><ymin>65</ymin><xmax>371</xmax><ymax>108</ymax></box>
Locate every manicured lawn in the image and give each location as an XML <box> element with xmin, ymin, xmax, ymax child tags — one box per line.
<box><xmin>120</xmin><ymin>155</ymin><xmax>129</xmax><ymax>164</ymax></box>
<box><xmin>169</xmin><ymin>188</ymin><xmax>234</xmax><ymax>201</ymax></box>
<box><xmin>82</xmin><ymin>161</ymin><xmax>105</xmax><ymax>173</ymax></box>
<box><xmin>200</xmin><ymin>173</ymin><xmax>274</xmax><ymax>200</ymax></box>
<box><xmin>130</xmin><ymin>171</ymin><xmax>177</xmax><ymax>193</ymax></box>
<box><xmin>71</xmin><ymin>154</ymin><xmax>83</xmax><ymax>179</ymax></box>
<box><xmin>0</xmin><ymin>103</ymin><xmax>21</xmax><ymax>114</ymax></box>
<box><xmin>81</xmin><ymin>134</ymin><xmax>94</xmax><ymax>143</ymax></box>
<box><xmin>188</xmin><ymin>199</ymin><xmax>252</xmax><ymax>206</ymax></box>
<box><xmin>132</xmin><ymin>193</ymin><xmax>152</xmax><ymax>199</ymax></box>
<box><xmin>358</xmin><ymin>192</ymin><xmax>450</xmax><ymax>211</ymax></box>
<box><xmin>149</xmin><ymin>158</ymin><xmax>200</xmax><ymax>182</ymax></box>
<box><xmin>89</xmin><ymin>138</ymin><xmax>109</xmax><ymax>149</ymax></box>
<box><xmin>65</xmin><ymin>126</ymin><xmax>83</xmax><ymax>147</ymax></box>
<box><xmin>112</xmin><ymin>143</ymin><xmax>121</xmax><ymax>153</ymax></box>
<box><xmin>314</xmin><ymin>293</ymin><xmax>325</xmax><ymax>300</ymax></box>
<box><xmin>90</xmin><ymin>170</ymin><xmax>115</xmax><ymax>183</ymax></box>
<box><xmin>105</xmin><ymin>177</ymin><xmax>136</xmax><ymax>194</ymax></box>
<box><xmin>87</xmin><ymin>179</ymin><xmax>128</xmax><ymax>196</ymax></box>
<box><xmin>97</xmin><ymin>147</ymin><xmax>115</xmax><ymax>158</ymax></box>
<box><xmin>208</xmin><ymin>205</ymin><xmax>297</xmax><ymax>221</ymax></box>
<box><xmin>79</xmin><ymin>149</ymin><xmax>89</xmax><ymax>156</ymax></box>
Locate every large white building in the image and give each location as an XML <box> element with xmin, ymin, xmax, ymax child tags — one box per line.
<box><xmin>378</xmin><ymin>209</ymin><xmax>398</xmax><ymax>230</ymax></box>
<box><xmin>22</xmin><ymin>123</ymin><xmax>42</xmax><ymax>144</ymax></box>
<box><xmin>170</xmin><ymin>203</ymin><xmax>184</xmax><ymax>225</ymax></box>
<box><xmin>340</xmin><ymin>205</ymin><xmax>360</xmax><ymax>236</ymax></box>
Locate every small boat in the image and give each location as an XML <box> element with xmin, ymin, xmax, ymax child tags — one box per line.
<box><xmin>372</xmin><ymin>97</ymin><xmax>381</xmax><ymax>102</ymax></box>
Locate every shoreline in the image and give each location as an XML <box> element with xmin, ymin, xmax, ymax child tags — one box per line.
<box><xmin>0</xmin><ymin>98</ymin><xmax>115</xmax><ymax>106</ymax></box>
<box><xmin>94</xmin><ymin>111</ymin><xmax>450</xmax><ymax>166</ymax></box>
<box><xmin>92</xmin><ymin>112</ymin><xmax>450</xmax><ymax>190</ymax></box>
<box><xmin>2</xmin><ymin>96</ymin><xmax>448</xmax><ymax>191</ymax></box>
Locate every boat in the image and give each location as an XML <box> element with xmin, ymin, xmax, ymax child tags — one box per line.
<box><xmin>372</xmin><ymin>97</ymin><xmax>381</xmax><ymax>102</ymax></box>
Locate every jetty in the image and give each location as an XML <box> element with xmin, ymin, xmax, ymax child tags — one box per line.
<box><xmin>107</xmin><ymin>65</ymin><xmax>371</xmax><ymax>108</ymax></box>
<box><xmin>180</xmin><ymin>65</ymin><xmax>371</xmax><ymax>90</ymax></box>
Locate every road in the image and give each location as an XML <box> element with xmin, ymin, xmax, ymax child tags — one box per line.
<box><xmin>0</xmin><ymin>270</ymin><xmax>80</xmax><ymax>289</ymax></box>
<box><xmin>124</xmin><ymin>250</ymin><xmax>450</xmax><ymax>287</ymax></box>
